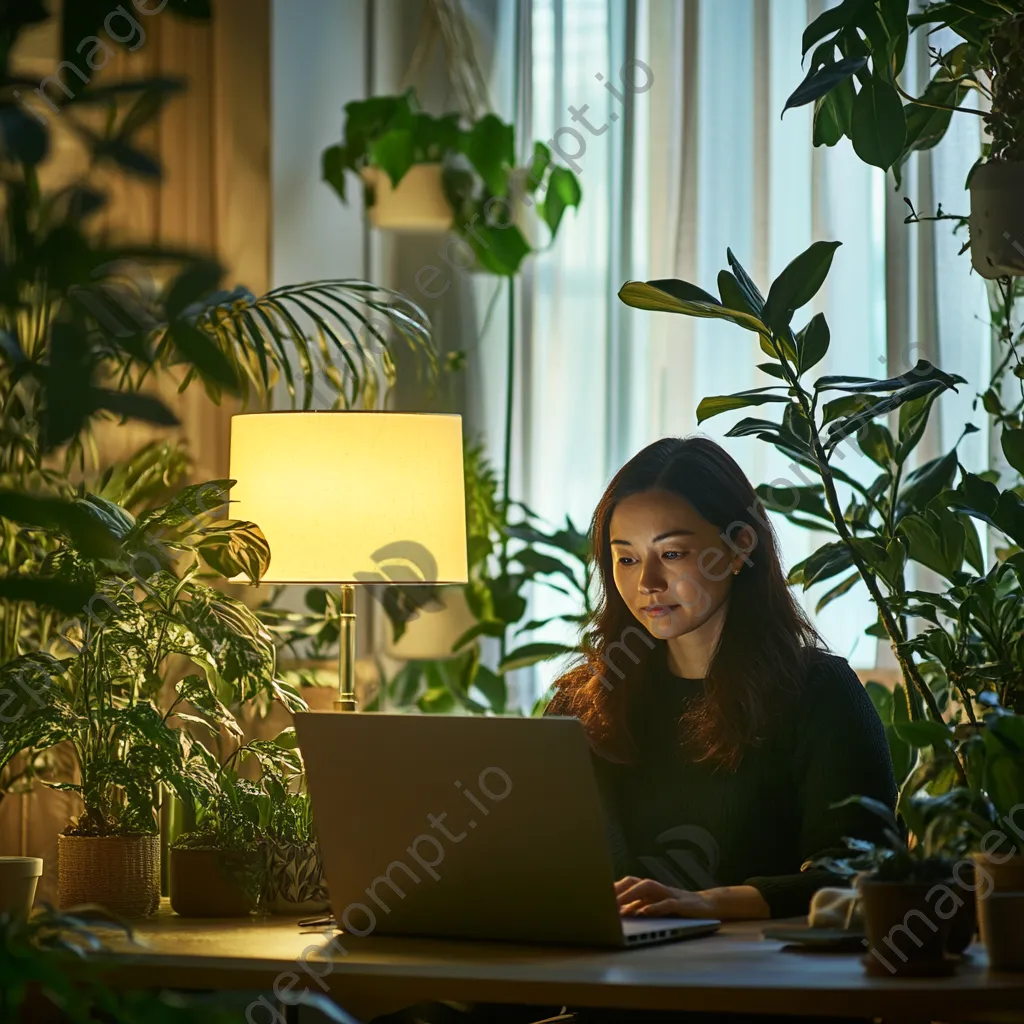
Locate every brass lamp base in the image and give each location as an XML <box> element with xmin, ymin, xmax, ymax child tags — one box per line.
<box><xmin>335</xmin><ymin>583</ymin><xmax>358</xmax><ymax>713</ymax></box>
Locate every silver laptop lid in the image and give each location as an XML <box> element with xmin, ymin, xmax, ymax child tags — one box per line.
<box><xmin>294</xmin><ymin>713</ymin><xmax>627</xmax><ymax>945</ymax></box>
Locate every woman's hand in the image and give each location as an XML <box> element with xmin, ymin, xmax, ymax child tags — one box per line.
<box><xmin>615</xmin><ymin>877</ymin><xmax>714</xmax><ymax>918</ymax></box>
<box><xmin>615</xmin><ymin>878</ymin><xmax>771</xmax><ymax>920</ymax></box>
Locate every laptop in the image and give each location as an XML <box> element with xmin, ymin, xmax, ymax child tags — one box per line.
<box><xmin>293</xmin><ymin>712</ymin><xmax>721</xmax><ymax>948</ymax></box>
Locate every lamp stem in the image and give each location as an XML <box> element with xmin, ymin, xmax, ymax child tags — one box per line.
<box><xmin>334</xmin><ymin>584</ymin><xmax>358</xmax><ymax>712</ymax></box>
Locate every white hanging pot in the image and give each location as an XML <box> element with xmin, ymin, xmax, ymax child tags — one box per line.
<box><xmin>969</xmin><ymin>160</ymin><xmax>1024</xmax><ymax>279</ymax></box>
<box><xmin>384</xmin><ymin>585</ymin><xmax>478</xmax><ymax>661</ymax></box>
<box><xmin>361</xmin><ymin>163</ymin><xmax>453</xmax><ymax>233</ymax></box>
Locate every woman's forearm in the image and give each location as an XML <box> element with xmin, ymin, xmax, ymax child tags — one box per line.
<box><xmin>699</xmin><ymin>885</ymin><xmax>771</xmax><ymax>920</ymax></box>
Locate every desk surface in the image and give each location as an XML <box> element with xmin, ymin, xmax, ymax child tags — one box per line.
<box><xmin>100</xmin><ymin>906</ymin><xmax>1024</xmax><ymax>1022</ymax></box>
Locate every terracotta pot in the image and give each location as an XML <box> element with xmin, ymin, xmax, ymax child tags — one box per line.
<box><xmin>58</xmin><ymin>834</ymin><xmax>160</xmax><ymax>918</ymax></box>
<box><xmin>974</xmin><ymin>852</ymin><xmax>1024</xmax><ymax>894</ymax></box>
<box><xmin>362</xmin><ymin>163</ymin><xmax>452</xmax><ymax>232</ymax></box>
<box><xmin>0</xmin><ymin>857</ymin><xmax>43</xmax><ymax>921</ymax></box>
<box><xmin>265</xmin><ymin>840</ymin><xmax>329</xmax><ymax>916</ymax></box>
<box><xmin>859</xmin><ymin>879</ymin><xmax>956</xmax><ymax>977</ymax></box>
<box><xmin>979</xmin><ymin>893</ymin><xmax>1024</xmax><ymax>971</ymax></box>
<box><xmin>974</xmin><ymin>853</ymin><xmax>1024</xmax><ymax>970</ymax></box>
<box><xmin>169</xmin><ymin>847</ymin><xmax>259</xmax><ymax>918</ymax></box>
<box><xmin>969</xmin><ymin>160</ymin><xmax>1024</xmax><ymax>279</ymax></box>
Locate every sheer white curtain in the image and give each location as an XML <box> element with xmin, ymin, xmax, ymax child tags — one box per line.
<box><xmin>478</xmin><ymin>0</ymin><xmax>989</xmax><ymax>700</ymax></box>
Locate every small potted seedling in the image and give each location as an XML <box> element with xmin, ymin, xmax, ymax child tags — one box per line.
<box><xmin>815</xmin><ymin>793</ymin><xmax>978</xmax><ymax>977</ymax></box>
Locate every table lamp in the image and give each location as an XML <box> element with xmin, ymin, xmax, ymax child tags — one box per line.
<box><xmin>228</xmin><ymin>411</ymin><xmax>469</xmax><ymax>711</ymax></box>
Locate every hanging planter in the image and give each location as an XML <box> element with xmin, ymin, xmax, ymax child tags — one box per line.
<box><xmin>322</xmin><ymin>89</ymin><xmax>581</xmax><ymax>275</ymax></box>
<box><xmin>360</xmin><ymin>164</ymin><xmax>453</xmax><ymax>232</ymax></box>
<box><xmin>58</xmin><ymin>834</ymin><xmax>160</xmax><ymax>919</ymax></box>
<box><xmin>969</xmin><ymin>161</ymin><xmax>1024</xmax><ymax>279</ymax></box>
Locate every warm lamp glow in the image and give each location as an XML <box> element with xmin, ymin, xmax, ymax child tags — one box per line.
<box><xmin>228</xmin><ymin>412</ymin><xmax>468</xmax><ymax>585</ymax></box>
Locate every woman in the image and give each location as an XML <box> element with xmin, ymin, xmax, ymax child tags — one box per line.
<box><xmin>547</xmin><ymin>436</ymin><xmax>897</xmax><ymax>923</ymax></box>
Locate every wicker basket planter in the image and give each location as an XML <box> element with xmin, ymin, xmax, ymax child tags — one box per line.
<box><xmin>58</xmin><ymin>834</ymin><xmax>160</xmax><ymax>918</ymax></box>
<box><xmin>265</xmin><ymin>840</ymin><xmax>328</xmax><ymax>916</ymax></box>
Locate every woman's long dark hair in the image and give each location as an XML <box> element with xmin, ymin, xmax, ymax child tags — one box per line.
<box><xmin>552</xmin><ymin>436</ymin><xmax>823</xmax><ymax>770</ymax></box>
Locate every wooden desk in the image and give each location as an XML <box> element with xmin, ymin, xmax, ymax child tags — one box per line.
<box><xmin>98</xmin><ymin>906</ymin><xmax>1024</xmax><ymax>1022</ymax></box>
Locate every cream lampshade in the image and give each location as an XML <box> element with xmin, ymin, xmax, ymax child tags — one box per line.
<box><xmin>228</xmin><ymin>411</ymin><xmax>469</xmax><ymax>709</ymax></box>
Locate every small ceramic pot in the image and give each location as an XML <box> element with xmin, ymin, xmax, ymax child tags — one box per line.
<box><xmin>265</xmin><ymin>840</ymin><xmax>329</xmax><ymax>916</ymax></box>
<box><xmin>169</xmin><ymin>847</ymin><xmax>260</xmax><ymax>918</ymax></box>
<box><xmin>0</xmin><ymin>857</ymin><xmax>43</xmax><ymax>921</ymax></box>
<box><xmin>362</xmin><ymin>163</ymin><xmax>453</xmax><ymax>232</ymax></box>
<box><xmin>979</xmin><ymin>892</ymin><xmax>1024</xmax><ymax>972</ymax></box>
<box><xmin>859</xmin><ymin>879</ymin><xmax>955</xmax><ymax>977</ymax></box>
<box><xmin>58</xmin><ymin>834</ymin><xmax>160</xmax><ymax>918</ymax></box>
<box><xmin>969</xmin><ymin>160</ymin><xmax>1024</xmax><ymax>279</ymax></box>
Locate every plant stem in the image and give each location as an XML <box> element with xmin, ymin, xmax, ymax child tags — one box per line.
<box><xmin>774</xmin><ymin>335</ymin><xmax>948</xmax><ymax>725</ymax></box>
<box><xmin>498</xmin><ymin>276</ymin><xmax>516</xmax><ymax>662</ymax></box>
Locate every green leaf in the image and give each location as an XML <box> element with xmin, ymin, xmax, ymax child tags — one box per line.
<box><xmin>894</xmin><ymin>717</ymin><xmax>954</xmax><ymax>749</ymax></box>
<box><xmin>463</xmin><ymin>222</ymin><xmax>531</xmax><ymax>276</ymax></box>
<box><xmin>459</xmin><ymin>114</ymin><xmax>514</xmax><ymax>195</ymax></box>
<box><xmin>1001</xmin><ymin>427</ymin><xmax>1024</xmax><ymax>476</ymax></box>
<box><xmin>197</xmin><ymin>520</ymin><xmax>271</xmax><ymax>584</ymax></box>
<box><xmin>696</xmin><ymin>388</ymin><xmax>790</xmax><ymax>424</ymax></box>
<box><xmin>368</xmin><ymin>129</ymin><xmax>416</xmax><ymax>187</ymax></box>
<box><xmin>165</xmin><ymin>259</ymin><xmax>224</xmax><ymax>320</ymax></box>
<box><xmin>813</xmin><ymin>77</ymin><xmax>856</xmax><ymax>146</ymax></box>
<box><xmin>472</xmin><ymin>665</ymin><xmax>508</xmax><ymax>713</ymax></box>
<box><xmin>542</xmin><ymin>165</ymin><xmax>582</xmax><ymax>237</ymax></box>
<box><xmin>789</xmin><ymin>540</ymin><xmax>855</xmax><ymax>589</ymax></box>
<box><xmin>795</xmin><ymin>312</ymin><xmax>830</xmax><ymax>374</ymax></box>
<box><xmin>0</xmin><ymin>576</ymin><xmax>94</xmax><ymax>613</ymax></box>
<box><xmin>725</xmin><ymin>249</ymin><xmax>766</xmax><ymax>315</ymax></box>
<box><xmin>897</xmin><ymin>510</ymin><xmax>965</xmax><ymax>580</ymax></box>
<box><xmin>498</xmin><ymin>642</ymin><xmax>576</xmax><ymax>673</ymax></box>
<box><xmin>322</xmin><ymin>143</ymin><xmax>347</xmax><ymax>202</ymax></box>
<box><xmin>763</xmin><ymin>241</ymin><xmax>842</xmax><ymax>332</ymax></box>
<box><xmin>618</xmin><ymin>280</ymin><xmax>767</xmax><ymax>333</ymax></box>
<box><xmin>814</xmin><ymin>570</ymin><xmax>861</xmax><ymax>612</ymax></box>
<box><xmin>850</xmin><ymin>76</ymin><xmax>907</xmax><ymax>170</ymax></box>
<box><xmin>175</xmin><ymin>675</ymin><xmax>242</xmax><ymax>738</ymax></box>
<box><xmin>169</xmin><ymin>321</ymin><xmax>241</xmax><ymax>394</ymax></box>
<box><xmin>524</xmin><ymin>141</ymin><xmax>551</xmax><ymax>192</ymax></box>
<box><xmin>801</xmin><ymin>0</ymin><xmax>868</xmax><ymax>54</ymax></box>
<box><xmin>826</xmin><ymin>380</ymin><xmax>948</xmax><ymax>449</ymax></box>
<box><xmin>0</xmin><ymin>490</ymin><xmax>121</xmax><ymax>559</ymax></box>
<box><xmin>857</xmin><ymin>421</ymin><xmax>895</xmax><ymax>467</ymax></box>
<box><xmin>783</xmin><ymin>55</ymin><xmax>868</xmax><ymax>112</ymax></box>
<box><xmin>897</xmin><ymin>450</ymin><xmax>958</xmax><ymax>513</ymax></box>
<box><xmin>896</xmin><ymin>386</ymin><xmax>943</xmax><ymax>464</ymax></box>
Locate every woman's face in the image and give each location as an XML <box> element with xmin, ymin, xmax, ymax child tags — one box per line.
<box><xmin>608</xmin><ymin>488</ymin><xmax>748</xmax><ymax>640</ymax></box>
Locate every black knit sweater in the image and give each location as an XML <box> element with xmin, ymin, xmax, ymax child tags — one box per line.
<box><xmin>550</xmin><ymin>648</ymin><xmax>897</xmax><ymax>919</ymax></box>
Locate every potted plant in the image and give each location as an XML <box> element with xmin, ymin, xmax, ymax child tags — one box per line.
<box><xmin>782</xmin><ymin>1</ymin><xmax>1024</xmax><ymax>277</ymax></box>
<box><xmin>170</xmin><ymin>729</ymin><xmax>327</xmax><ymax>918</ymax></box>
<box><xmin>814</xmin><ymin>792</ymin><xmax>974</xmax><ymax>976</ymax></box>
<box><xmin>322</xmin><ymin>89</ymin><xmax>581</xmax><ymax>274</ymax></box>
<box><xmin>0</xmin><ymin>482</ymin><xmax>299</xmax><ymax>917</ymax></box>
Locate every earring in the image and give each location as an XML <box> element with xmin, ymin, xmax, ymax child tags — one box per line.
<box><xmin>732</xmin><ymin>567</ymin><xmax>741</xmax><ymax>576</ymax></box>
